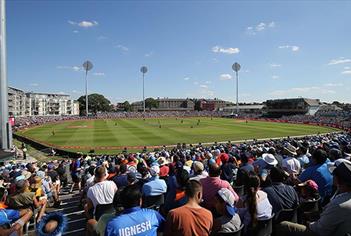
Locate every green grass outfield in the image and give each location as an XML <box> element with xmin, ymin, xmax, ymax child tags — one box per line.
<box><xmin>16</xmin><ymin>118</ymin><xmax>340</xmax><ymax>154</ymax></box>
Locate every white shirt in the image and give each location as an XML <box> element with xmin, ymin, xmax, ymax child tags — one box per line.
<box><xmin>86</xmin><ymin>175</ymin><xmax>95</xmax><ymax>188</ymax></box>
<box><xmin>87</xmin><ymin>180</ymin><xmax>117</xmax><ymax>208</ymax></box>
<box><xmin>282</xmin><ymin>156</ymin><xmax>301</xmax><ymax>174</ymax></box>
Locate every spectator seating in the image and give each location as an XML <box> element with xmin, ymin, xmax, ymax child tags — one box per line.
<box><xmin>218</xmin><ymin>224</ymin><xmax>244</xmax><ymax>236</ymax></box>
<box><xmin>247</xmin><ymin>213</ymin><xmax>275</xmax><ymax>236</ymax></box>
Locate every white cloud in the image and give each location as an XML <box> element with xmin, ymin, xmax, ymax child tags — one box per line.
<box><xmin>205</xmin><ymin>81</ymin><xmax>212</xmax><ymax>84</ymax></box>
<box><xmin>93</xmin><ymin>72</ymin><xmax>105</xmax><ymax>76</ymax></box>
<box><xmin>344</xmin><ymin>66</ymin><xmax>350</xmax><ymax>70</ymax></box>
<box><xmin>73</xmin><ymin>30</ymin><xmax>79</xmax><ymax>34</ymax></box>
<box><xmin>68</xmin><ymin>20</ymin><xmax>98</xmax><ymax>28</ymax></box>
<box><xmin>200</xmin><ymin>84</ymin><xmax>208</xmax><ymax>89</ymax></box>
<box><xmin>30</xmin><ymin>83</ymin><xmax>39</xmax><ymax>87</ymax></box>
<box><xmin>278</xmin><ymin>45</ymin><xmax>300</xmax><ymax>52</ymax></box>
<box><xmin>219</xmin><ymin>74</ymin><xmax>232</xmax><ymax>80</ymax></box>
<box><xmin>256</xmin><ymin>22</ymin><xmax>266</xmax><ymax>31</ymax></box>
<box><xmin>272</xmin><ymin>75</ymin><xmax>280</xmax><ymax>80</ymax></box>
<box><xmin>193</xmin><ymin>81</ymin><xmax>199</xmax><ymax>85</ymax></box>
<box><xmin>145</xmin><ymin>52</ymin><xmax>153</xmax><ymax>57</ymax></box>
<box><xmin>57</xmin><ymin>65</ymin><xmax>82</xmax><ymax>72</ymax></box>
<box><xmin>270</xmin><ymin>63</ymin><xmax>281</xmax><ymax>68</ymax></box>
<box><xmin>328</xmin><ymin>57</ymin><xmax>351</xmax><ymax>65</ymax></box>
<box><xmin>247</xmin><ymin>21</ymin><xmax>275</xmax><ymax>35</ymax></box>
<box><xmin>72</xmin><ymin>90</ymin><xmax>81</xmax><ymax>94</ymax></box>
<box><xmin>324</xmin><ymin>83</ymin><xmax>343</xmax><ymax>87</ymax></box>
<box><xmin>212</xmin><ymin>46</ymin><xmax>240</xmax><ymax>54</ymax></box>
<box><xmin>342</xmin><ymin>70</ymin><xmax>351</xmax><ymax>75</ymax></box>
<box><xmin>183</xmin><ymin>77</ymin><xmax>190</xmax><ymax>81</ymax></box>
<box><xmin>269</xmin><ymin>85</ymin><xmax>336</xmax><ymax>97</ymax></box>
<box><xmin>115</xmin><ymin>44</ymin><xmax>129</xmax><ymax>52</ymax></box>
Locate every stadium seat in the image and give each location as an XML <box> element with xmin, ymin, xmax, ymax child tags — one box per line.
<box><xmin>232</xmin><ymin>185</ymin><xmax>245</xmax><ymax>197</ymax></box>
<box><xmin>217</xmin><ymin>224</ymin><xmax>244</xmax><ymax>236</ymax></box>
<box><xmin>274</xmin><ymin>208</ymin><xmax>298</xmax><ymax>224</ymax></box>
<box><xmin>246</xmin><ymin>213</ymin><xmax>275</xmax><ymax>236</ymax></box>
<box><xmin>94</xmin><ymin>203</ymin><xmax>115</xmax><ymax>221</ymax></box>
<box><xmin>142</xmin><ymin>194</ymin><xmax>165</xmax><ymax>209</ymax></box>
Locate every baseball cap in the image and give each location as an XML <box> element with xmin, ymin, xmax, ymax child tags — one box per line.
<box><xmin>149</xmin><ymin>165</ymin><xmax>160</xmax><ymax>176</ymax></box>
<box><xmin>127</xmin><ymin>172</ymin><xmax>137</xmax><ymax>182</ymax></box>
<box><xmin>217</xmin><ymin>188</ymin><xmax>237</xmax><ymax>216</ymax></box>
<box><xmin>298</xmin><ymin>180</ymin><xmax>318</xmax><ymax>192</ymax></box>
<box><xmin>36</xmin><ymin>171</ymin><xmax>46</xmax><ymax>179</ymax></box>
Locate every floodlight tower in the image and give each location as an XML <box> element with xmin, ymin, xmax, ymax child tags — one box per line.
<box><xmin>83</xmin><ymin>60</ymin><xmax>93</xmax><ymax>117</ymax></box>
<box><xmin>0</xmin><ymin>0</ymin><xmax>12</xmax><ymax>150</ymax></box>
<box><xmin>140</xmin><ymin>66</ymin><xmax>148</xmax><ymax>112</ymax></box>
<box><xmin>232</xmin><ymin>62</ymin><xmax>241</xmax><ymax>114</ymax></box>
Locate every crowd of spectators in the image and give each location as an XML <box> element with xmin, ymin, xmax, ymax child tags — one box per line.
<box><xmin>1</xmin><ymin>130</ymin><xmax>351</xmax><ymax>235</ymax></box>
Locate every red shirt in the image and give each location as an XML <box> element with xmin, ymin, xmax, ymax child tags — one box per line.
<box><xmin>159</xmin><ymin>165</ymin><xmax>169</xmax><ymax>177</ymax></box>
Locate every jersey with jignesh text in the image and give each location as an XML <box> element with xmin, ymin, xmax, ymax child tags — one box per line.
<box><xmin>105</xmin><ymin>207</ymin><xmax>164</xmax><ymax>236</ymax></box>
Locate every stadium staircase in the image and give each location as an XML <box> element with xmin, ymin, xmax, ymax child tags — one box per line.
<box><xmin>27</xmin><ymin>184</ymin><xmax>86</xmax><ymax>236</ymax></box>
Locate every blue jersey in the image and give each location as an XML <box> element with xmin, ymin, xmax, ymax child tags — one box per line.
<box><xmin>299</xmin><ymin>162</ymin><xmax>333</xmax><ymax>200</ymax></box>
<box><xmin>105</xmin><ymin>207</ymin><xmax>164</xmax><ymax>236</ymax></box>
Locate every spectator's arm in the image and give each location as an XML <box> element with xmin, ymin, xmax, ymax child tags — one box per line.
<box><xmin>84</xmin><ymin>198</ymin><xmax>94</xmax><ymax>219</ymax></box>
<box><xmin>227</xmin><ymin>183</ymin><xmax>239</xmax><ymax>202</ymax></box>
<box><xmin>0</xmin><ymin>209</ymin><xmax>33</xmax><ymax>236</ymax></box>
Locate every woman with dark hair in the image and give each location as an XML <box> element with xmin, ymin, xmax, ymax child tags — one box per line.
<box><xmin>237</xmin><ymin>174</ymin><xmax>272</xmax><ymax>231</ymax></box>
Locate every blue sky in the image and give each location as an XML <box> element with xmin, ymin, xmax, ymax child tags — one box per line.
<box><xmin>6</xmin><ymin>1</ymin><xmax>351</xmax><ymax>103</ymax></box>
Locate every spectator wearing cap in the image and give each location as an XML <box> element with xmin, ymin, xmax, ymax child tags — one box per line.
<box><xmin>190</xmin><ymin>161</ymin><xmax>208</xmax><ymax>182</ymax></box>
<box><xmin>253</xmin><ymin>153</ymin><xmax>278</xmax><ymax>174</ymax></box>
<box><xmin>105</xmin><ymin>184</ymin><xmax>165</xmax><ymax>236</ymax></box>
<box><xmin>263</xmin><ymin>167</ymin><xmax>299</xmax><ymax>215</ymax></box>
<box><xmin>212</xmin><ymin>188</ymin><xmax>242</xmax><ymax>234</ymax></box>
<box><xmin>200</xmin><ymin>163</ymin><xmax>239</xmax><ymax>212</ymax></box>
<box><xmin>164</xmin><ymin>180</ymin><xmax>213</xmax><ymax>236</ymax></box>
<box><xmin>277</xmin><ymin>160</ymin><xmax>351</xmax><ymax>236</ymax></box>
<box><xmin>237</xmin><ymin>174</ymin><xmax>272</xmax><ymax>232</ymax></box>
<box><xmin>85</xmin><ymin>167</ymin><xmax>117</xmax><ymax>219</ymax></box>
<box><xmin>297</xmin><ymin>180</ymin><xmax>320</xmax><ymax>202</ymax></box>
<box><xmin>282</xmin><ymin>143</ymin><xmax>301</xmax><ymax>175</ymax></box>
<box><xmin>157</xmin><ymin>157</ymin><xmax>170</xmax><ymax>178</ymax></box>
<box><xmin>298</xmin><ymin>148</ymin><xmax>333</xmax><ymax>203</ymax></box>
<box><xmin>142</xmin><ymin>165</ymin><xmax>167</xmax><ymax>197</ymax></box>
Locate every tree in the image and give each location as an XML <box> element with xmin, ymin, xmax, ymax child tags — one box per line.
<box><xmin>78</xmin><ymin>93</ymin><xmax>111</xmax><ymax>115</ymax></box>
<box><xmin>145</xmin><ymin>98</ymin><xmax>159</xmax><ymax>110</ymax></box>
<box><xmin>122</xmin><ymin>101</ymin><xmax>132</xmax><ymax>112</ymax></box>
